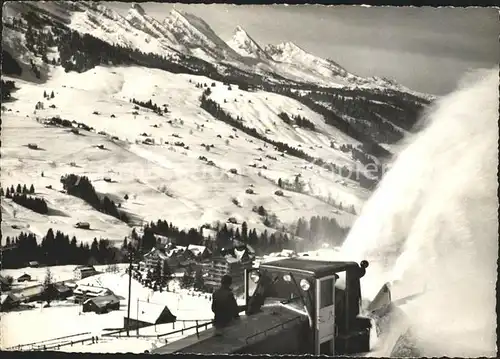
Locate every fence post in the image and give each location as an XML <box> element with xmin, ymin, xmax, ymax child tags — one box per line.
<box><xmin>196</xmin><ymin>320</ymin><xmax>199</xmax><ymax>338</ymax></box>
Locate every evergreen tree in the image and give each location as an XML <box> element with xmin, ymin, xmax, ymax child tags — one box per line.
<box><xmin>16</xmin><ymin>184</ymin><xmax>22</xmax><ymax>193</ymax></box>
<box><xmin>22</xmin><ymin>184</ymin><xmax>28</xmax><ymax>194</ymax></box>
<box><xmin>43</xmin><ymin>268</ymin><xmax>56</xmax><ymax>306</ymax></box>
<box><xmin>161</xmin><ymin>261</ymin><xmax>172</xmax><ymax>286</ymax></box>
<box><xmin>181</xmin><ymin>266</ymin><xmax>194</xmax><ymax>288</ymax></box>
<box><xmin>153</xmin><ymin>260</ymin><xmax>162</xmax><ymax>287</ymax></box>
<box><xmin>241</xmin><ymin>221</ymin><xmax>248</xmax><ymax>241</ymax></box>
<box><xmin>10</xmin><ymin>185</ymin><xmax>15</xmax><ymax>194</ymax></box>
<box><xmin>43</xmin><ymin>90</ymin><xmax>47</xmax><ymax>98</ymax></box>
<box><xmin>90</xmin><ymin>238</ymin><xmax>99</xmax><ymax>260</ymax></box>
<box><xmin>121</xmin><ymin>237</ymin><xmax>128</xmax><ymax>251</ymax></box>
<box><xmin>29</xmin><ymin>184</ymin><xmax>35</xmax><ymax>194</ymax></box>
<box><xmin>0</xmin><ymin>187</ymin><xmax>4</xmax><ymax>196</ymax></box>
<box><xmin>193</xmin><ymin>269</ymin><xmax>205</xmax><ymax>291</ymax></box>
<box><xmin>50</xmin><ymin>91</ymin><xmax>55</xmax><ymax>99</ymax></box>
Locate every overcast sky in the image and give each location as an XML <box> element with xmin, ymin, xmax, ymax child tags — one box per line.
<box><xmin>106</xmin><ymin>3</ymin><xmax>498</xmax><ymax>95</ymax></box>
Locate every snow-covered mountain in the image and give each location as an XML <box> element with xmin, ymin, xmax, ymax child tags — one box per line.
<box><xmin>3</xmin><ymin>1</ymin><xmax>434</xmax><ymax>99</ymax></box>
<box><xmin>266</xmin><ymin>42</ymin><xmax>349</xmax><ymax>78</ymax></box>
<box><xmin>227</xmin><ymin>26</ymin><xmax>274</xmax><ymax>61</ymax></box>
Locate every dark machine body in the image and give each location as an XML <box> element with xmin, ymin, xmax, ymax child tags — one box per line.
<box><xmin>152</xmin><ymin>258</ymin><xmax>378</xmax><ymax>356</ymax></box>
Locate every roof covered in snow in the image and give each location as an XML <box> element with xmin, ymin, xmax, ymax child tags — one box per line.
<box><xmin>74</xmin><ymin>285</ymin><xmax>113</xmax><ymax>296</ymax></box>
<box><xmin>127</xmin><ymin>301</ymin><xmax>175</xmax><ymax>324</ymax></box>
<box><xmin>84</xmin><ymin>294</ymin><xmax>121</xmax><ymax>307</ymax></box>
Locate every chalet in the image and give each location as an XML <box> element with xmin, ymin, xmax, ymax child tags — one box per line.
<box><xmin>83</xmin><ymin>294</ymin><xmax>121</xmax><ymax>314</ymax></box>
<box><xmin>0</xmin><ymin>293</ymin><xmax>20</xmax><ymax>312</ymax></box>
<box><xmin>124</xmin><ymin>302</ymin><xmax>176</xmax><ymax>330</ymax></box>
<box><xmin>186</xmin><ymin>245</ymin><xmax>211</xmax><ymax>260</ymax></box>
<box><xmin>143</xmin><ymin>248</ymin><xmax>169</xmax><ymax>272</ymax></box>
<box><xmin>13</xmin><ymin>284</ymin><xmax>45</xmax><ymax>303</ymax></box>
<box><xmin>54</xmin><ymin>282</ymin><xmax>73</xmax><ymax>299</ymax></box>
<box><xmin>75</xmin><ymin>222</ymin><xmax>90</xmax><ymax>230</ymax></box>
<box><xmin>73</xmin><ymin>285</ymin><xmax>114</xmax><ymax>304</ymax></box>
<box><xmin>17</xmin><ymin>273</ymin><xmax>32</xmax><ymax>282</ymax></box>
<box><xmin>28</xmin><ymin>261</ymin><xmax>40</xmax><ymax>268</ymax></box>
<box><xmin>74</xmin><ymin>265</ymin><xmax>97</xmax><ymax>280</ymax></box>
<box><xmin>204</xmin><ymin>248</ymin><xmax>254</xmax><ymax>291</ymax></box>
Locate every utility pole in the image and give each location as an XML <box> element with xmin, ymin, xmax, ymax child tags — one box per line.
<box><xmin>126</xmin><ymin>247</ymin><xmax>133</xmax><ymax>337</ymax></box>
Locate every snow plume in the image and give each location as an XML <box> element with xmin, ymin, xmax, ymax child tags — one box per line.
<box><xmin>339</xmin><ymin>68</ymin><xmax>498</xmax><ymax>357</ymax></box>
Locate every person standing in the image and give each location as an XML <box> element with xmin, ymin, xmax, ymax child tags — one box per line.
<box><xmin>211</xmin><ymin>275</ymin><xmax>239</xmax><ymax>336</ymax></box>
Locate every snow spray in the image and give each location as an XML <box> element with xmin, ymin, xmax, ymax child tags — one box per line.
<box><xmin>338</xmin><ymin>69</ymin><xmax>498</xmax><ymax>357</ymax></box>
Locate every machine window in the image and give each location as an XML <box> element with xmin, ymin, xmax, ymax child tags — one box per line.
<box><xmin>320</xmin><ymin>278</ymin><xmax>334</xmax><ymax>308</ymax></box>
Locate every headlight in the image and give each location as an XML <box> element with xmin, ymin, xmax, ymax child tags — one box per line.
<box><xmin>250</xmin><ymin>272</ymin><xmax>260</xmax><ymax>283</ymax></box>
<box><xmin>283</xmin><ymin>274</ymin><xmax>292</xmax><ymax>282</ymax></box>
<box><xmin>299</xmin><ymin>279</ymin><xmax>311</xmax><ymax>291</ymax></box>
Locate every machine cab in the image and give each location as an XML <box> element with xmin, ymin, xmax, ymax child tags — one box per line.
<box><xmin>244</xmin><ymin>258</ymin><xmax>371</xmax><ymax>356</ymax></box>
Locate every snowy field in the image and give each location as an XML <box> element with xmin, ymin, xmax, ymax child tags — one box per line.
<box><xmin>0</xmin><ymin>249</ymin><xmax>336</xmax><ymax>351</ymax></box>
<box><xmin>1</xmin><ymin>269</ymin><xmax>213</xmax><ymax>350</ymax></box>
<box><xmin>1</xmin><ymin>264</ymin><xmax>128</xmax><ymax>290</ymax></box>
<box><xmin>2</xmin><ymin>65</ymin><xmax>368</xmax><ymax>244</ymax></box>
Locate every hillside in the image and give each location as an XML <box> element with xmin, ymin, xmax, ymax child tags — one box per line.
<box><xmin>1</xmin><ymin>66</ymin><xmax>368</xmax><ymax>247</ymax></box>
<box><xmin>1</xmin><ymin>1</ymin><xmax>433</xmax><ymax>257</ymax></box>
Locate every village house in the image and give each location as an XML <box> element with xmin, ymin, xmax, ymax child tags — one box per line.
<box><xmin>54</xmin><ymin>282</ymin><xmax>73</xmax><ymax>300</ymax></box>
<box><xmin>143</xmin><ymin>248</ymin><xmax>169</xmax><ymax>272</ymax></box>
<box><xmin>13</xmin><ymin>284</ymin><xmax>45</xmax><ymax>303</ymax></box>
<box><xmin>17</xmin><ymin>273</ymin><xmax>32</xmax><ymax>282</ymax></box>
<box><xmin>75</xmin><ymin>221</ymin><xmax>90</xmax><ymax>230</ymax></box>
<box><xmin>83</xmin><ymin>294</ymin><xmax>121</xmax><ymax>314</ymax></box>
<box><xmin>73</xmin><ymin>284</ymin><xmax>114</xmax><ymax>303</ymax></box>
<box><xmin>124</xmin><ymin>301</ymin><xmax>176</xmax><ymax>331</ymax></box>
<box><xmin>204</xmin><ymin>246</ymin><xmax>254</xmax><ymax>291</ymax></box>
<box><xmin>74</xmin><ymin>265</ymin><xmax>98</xmax><ymax>280</ymax></box>
<box><xmin>28</xmin><ymin>261</ymin><xmax>40</xmax><ymax>268</ymax></box>
<box><xmin>187</xmin><ymin>244</ymin><xmax>211</xmax><ymax>260</ymax></box>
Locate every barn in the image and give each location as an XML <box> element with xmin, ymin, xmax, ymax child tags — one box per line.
<box><xmin>17</xmin><ymin>273</ymin><xmax>32</xmax><ymax>282</ymax></box>
<box><xmin>124</xmin><ymin>302</ymin><xmax>176</xmax><ymax>330</ymax></box>
<box><xmin>73</xmin><ymin>284</ymin><xmax>114</xmax><ymax>303</ymax></box>
<box><xmin>54</xmin><ymin>283</ymin><xmax>73</xmax><ymax>299</ymax></box>
<box><xmin>83</xmin><ymin>294</ymin><xmax>121</xmax><ymax>314</ymax></box>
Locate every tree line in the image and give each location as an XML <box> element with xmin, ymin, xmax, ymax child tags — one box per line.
<box><xmin>1</xmin><ymin>184</ymin><xmax>48</xmax><ymax>214</ymax></box>
<box><xmin>130</xmin><ymin>98</ymin><xmax>168</xmax><ymax>116</ymax></box>
<box><xmin>277</xmin><ymin>112</ymin><xmax>316</xmax><ymax>131</ymax></box>
<box><xmin>60</xmin><ymin>174</ymin><xmax>130</xmax><ymax>223</ymax></box>
<box><xmin>131</xmin><ymin>212</ymin><xmax>349</xmax><ymax>257</ymax></box>
<box><xmin>294</xmin><ymin>216</ymin><xmax>349</xmax><ymax>248</ymax></box>
<box><xmin>1</xmin><ymin>229</ymin><xmax>122</xmax><ymax>269</ymax></box>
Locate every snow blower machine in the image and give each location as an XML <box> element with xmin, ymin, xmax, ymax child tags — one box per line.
<box><xmin>151</xmin><ymin>257</ymin><xmax>411</xmax><ymax>356</ymax></box>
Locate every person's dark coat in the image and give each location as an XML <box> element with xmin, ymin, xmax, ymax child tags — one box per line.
<box><xmin>212</xmin><ymin>286</ymin><xmax>239</xmax><ymax>328</ymax></box>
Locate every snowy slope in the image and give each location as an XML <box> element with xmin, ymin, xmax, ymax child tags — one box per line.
<box><xmin>1</xmin><ymin>65</ymin><xmax>369</xmax><ymax>245</ymax></box>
